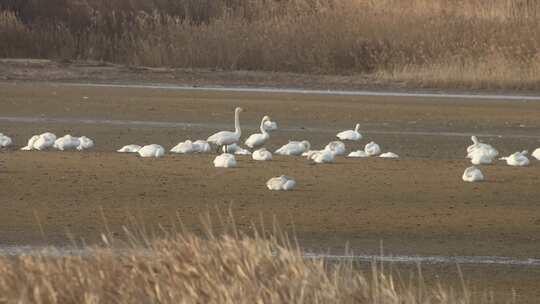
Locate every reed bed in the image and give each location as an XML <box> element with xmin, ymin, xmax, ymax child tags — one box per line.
<box><xmin>0</xmin><ymin>228</ymin><xmax>489</xmax><ymax>304</ymax></box>
<box><xmin>1</xmin><ymin>0</ymin><xmax>539</xmax><ymax>89</ymax></box>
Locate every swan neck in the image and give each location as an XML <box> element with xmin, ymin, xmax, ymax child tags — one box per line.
<box><xmin>355</xmin><ymin>124</ymin><xmax>360</xmax><ymax>132</ymax></box>
<box><xmin>234</xmin><ymin>109</ymin><xmax>241</xmax><ymax>136</ymax></box>
<box><xmin>260</xmin><ymin>118</ymin><xmax>268</xmax><ymax>134</ymax></box>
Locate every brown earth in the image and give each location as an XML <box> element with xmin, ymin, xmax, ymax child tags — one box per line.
<box><xmin>1</xmin><ymin>81</ymin><xmax>540</xmax><ymax>302</ymax></box>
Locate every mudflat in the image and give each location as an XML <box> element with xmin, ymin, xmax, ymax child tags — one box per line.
<box><xmin>1</xmin><ymin>82</ymin><xmax>540</xmax><ymax>302</ymax></box>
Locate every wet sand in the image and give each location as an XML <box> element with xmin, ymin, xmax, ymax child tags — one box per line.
<box><xmin>1</xmin><ymin>82</ymin><xmax>540</xmax><ymax>302</ymax></box>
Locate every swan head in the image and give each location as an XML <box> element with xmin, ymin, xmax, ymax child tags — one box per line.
<box><xmin>521</xmin><ymin>150</ymin><xmax>529</xmax><ymax>155</ymax></box>
<box><xmin>235</xmin><ymin>107</ymin><xmax>244</xmax><ymax>113</ymax></box>
<box><xmin>262</xmin><ymin>115</ymin><xmax>271</xmax><ymax>122</ymax></box>
<box><xmin>301</xmin><ymin>140</ymin><xmax>311</xmax><ymax>151</ymax></box>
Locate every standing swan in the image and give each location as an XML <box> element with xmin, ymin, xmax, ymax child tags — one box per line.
<box><xmin>245</xmin><ymin>116</ymin><xmax>271</xmax><ymax>149</ymax></box>
<box><xmin>207</xmin><ymin>107</ymin><xmax>243</xmax><ymax>153</ymax></box>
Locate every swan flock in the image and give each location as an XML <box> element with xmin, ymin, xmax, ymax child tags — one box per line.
<box><xmin>2</xmin><ymin>106</ymin><xmax>538</xmax><ymax>188</ymax></box>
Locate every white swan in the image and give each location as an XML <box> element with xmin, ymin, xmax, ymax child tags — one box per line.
<box><xmin>532</xmin><ymin>148</ymin><xmax>540</xmax><ymax>161</ymax></box>
<box><xmin>275</xmin><ymin>140</ymin><xmax>311</xmax><ymax>156</ymax></box>
<box><xmin>466</xmin><ymin>136</ymin><xmax>498</xmax><ymax>160</ymax></box>
<box><xmin>207</xmin><ymin>107</ymin><xmax>243</xmax><ymax>152</ymax></box>
<box><xmin>21</xmin><ymin>132</ymin><xmax>57</xmax><ymax>150</ymax></box>
<box><xmin>171</xmin><ymin>139</ymin><xmax>212</xmax><ymax>154</ymax></box>
<box><xmin>252</xmin><ymin>148</ymin><xmax>272</xmax><ymax>161</ymax></box>
<box><xmin>222</xmin><ymin>143</ymin><xmax>251</xmax><ymax>155</ymax></box>
<box><xmin>364</xmin><ymin>141</ymin><xmax>381</xmax><ymax>156</ymax></box>
<box><xmin>193</xmin><ymin>140</ymin><xmax>211</xmax><ymax>153</ymax></box>
<box><xmin>117</xmin><ymin>144</ymin><xmax>142</xmax><ymax>153</ymax></box>
<box><xmin>264</xmin><ymin>119</ymin><xmax>278</xmax><ymax>132</ymax></box>
<box><xmin>245</xmin><ymin>116</ymin><xmax>271</xmax><ymax>149</ymax></box>
<box><xmin>0</xmin><ymin>133</ymin><xmax>12</xmax><ymax>148</ymax></box>
<box><xmin>324</xmin><ymin>141</ymin><xmax>346</xmax><ymax>156</ymax></box>
<box><xmin>266</xmin><ymin>175</ymin><xmax>296</xmax><ymax>191</ymax></box>
<box><xmin>347</xmin><ymin>150</ymin><xmax>369</xmax><ymax>158</ymax></box>
<box><xmin>307</xmin><ymin>149</ymin><xmax>335</xmax><ymax>164</ymax></box>
<box><xmin>171</xmin><ymin>140</ymin><xmax>197</xmax><ymax>154</ymax></box>
<box><xmin>379</xmin><ymin>152</ymin><xmax>399</xmax><ymax>158</ymax></box>
<box><xmin>21</xmin><ymin>135</ymin><xmax>39</xmax><ymax>150</ymax></box>
<box><xmin>53</xmin><ymin>135</ymin><xmax>81</xmax><ymax>151</ymax></box>
<box><xmin>213</xmin><ymin>153</ymin><xmax>237</xmax><ymax>168</ymax></box>
<box><xmin>462</xmin><ymin>166</ymin><xmax>484</xmax><ymax>182</ymax></box>
<box><xmin>137</xmin><ymin>144</ymin><xmax>165</xmax><ymax>158</ymax></box>
<box><xmin>500</xmin><ymin>150</ymin><xmax>530</xmax><ymax>167</ymax></box>
<box><xmin>336</xmin><ymin>123</ymin><xmax>362</xmax><ymax>141</ymax></box>
<box><xmin>468</xmin><ymin>149</ymin><xmax>494</xmax><ymax>165</ymax></box>
<box><xmin>77</xmin><ymin>136</ymin><xmax>94</xmax><ymax>150</ymax></box>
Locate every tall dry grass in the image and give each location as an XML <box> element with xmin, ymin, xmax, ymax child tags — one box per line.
<box><xmin>0</xmin><ymin>227</ymin><xmax>491</xmax><ymax>304</ymax></box>
<box><xmin>1</xmin><ymin>0</ymin><xmax>539</xmax><ymax>89</ymax></box>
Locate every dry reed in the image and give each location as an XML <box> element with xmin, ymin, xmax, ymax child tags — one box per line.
<box><xmin>1</xmin><ymin>0</ymin><xmax>539</xmax><ymax>89</ymax></box>
<box><xmin>0</xmin><ymin>227</ymin><xmax>489</xmax><ymax>304</ymax></box>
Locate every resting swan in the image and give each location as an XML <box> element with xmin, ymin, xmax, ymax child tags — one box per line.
<box><xmin>137</xmin><ymin>144</ymin><xmax>165</xmax><ymax>158</ymax></box>
<box><xmin>0</xmin><ymin>133</ymin><xmax>13</xmax><ymax>148</ymax></box>
<box><xmin>117</xmin><ymin>144</ymin><xmax>142</xmax><ymax>153</ymax></box>
<box><xmin>213</xmin><ymin>153</ymin><xmax>237</xmax><ymax>168</ymax></box>
<box><xmin>252</xmin><ymin>148</ymin><xmax>272</xmax><ymax>161</ymax></box>
<box><xmin>222</xmin><ymin>143</ymin><xmax>251</xmax><ymax>155</ymax></box>
<box><xmin>207</xmin><ymin>107</ymin><xmax>243</xmax><ymax>152</ymax></box>
<box><xmin>364</xmin><ymin>141</ymin><xmax>381</xmax><ymax>156</ymax></box>
<box><xmin>347</xmin><ymin>150</ymin><xmax>369</xmax><ymax>158</ymax></box>
<box><xmin>266</xmin><ymin>175</ymin><xmax>296</xmax><ymax>191</ymax></box>
<box><xmin>532</xmin><ymin>148</ymin><xmax>540</xmax><ymax>161</ymax></box>
<box><xmin>500</xmin><ymin>150</ymin><xmax>530</xmax><ymax>167</ymax></box>
<box><xmin>324</xmin><ymin>141</ymin><xmax>346</xmax><ymax>156</ymax></box>
<box><xmin>336</xmin><ymin>123</ymin><xmax>362</xmax><ymax>141</ymax></box>
<box><xmin>245</xmin><ymin>116</ymin><xmax>271</xmax><ymax>148</ymax></box>
<box><xmin>54</xmin><ymin>135</ymin><xmax>80</xmax><ymax>151</ymax></box>
<box><xmin>171</xmin><ymin>140</ymin><xmax>197</xmax><ymax>154</ymax></box>
<box><xmin>307</xmin><ymin>149</ymin><xmax>335</xmax><ymax>164</ymax></box>
<box><xmin>21</xmin><ymin>132</ymin><xmax>56</xmax><ymax>150</ymax></box>
<box><xmin>52</xmin><ymin>135</ymin><xmax>94</xmax><ymax>151</ymax></box>
<box><xmin>467</xmin><ymin>136</ymin><xmax>498</xmax><ymax>160</ymax></box>
<box><xmin>275</xmin><ymin>140</ymin><xmax>311</xmax><ymax>156</ymax></box>
<box><xmin>379</xmin><ymin>152</ymin><xmax>399</xmax><ymax>158</ymax></box>
<box><xmin>462</xmin><ymin>166</ymin><xmax>484</xmax><ymax>182</ymax></box>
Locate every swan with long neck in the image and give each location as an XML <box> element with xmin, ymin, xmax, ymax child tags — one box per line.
<box><xmin>245</xmin><ymin>116</ymin><xmax>270</xmax><ymax>148</ymax></box>
<box><xmin>467</xmin><ymin>136</ymin><xmax>498</xmax><ymax>159</ymax></box>
<box><xmin>207</xmin><ymin>107</ymin><xmax>243</xmax><ymax>153</ymax></box>
<box><xmin>336</xmin><ymin>123</ymin><xmax>362</xmax><ymax>141</ymax></box>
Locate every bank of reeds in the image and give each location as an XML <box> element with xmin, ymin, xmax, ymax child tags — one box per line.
<box><xmin>0</xmin><ymin>229</ymin><xmax>488</xmax><ymax>303</ymax></box>
<box><xmin>1</xmin><ymin>0</ymin><xmax>539</xmax><ymax>89</ymax></box>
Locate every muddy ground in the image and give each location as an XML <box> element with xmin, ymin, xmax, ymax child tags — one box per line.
<box><xmin>1</xmin><ymin>81</ymin><xmax>540</xmax><ymax>302</ymax></box>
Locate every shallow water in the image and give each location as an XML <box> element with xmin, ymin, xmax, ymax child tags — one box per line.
<box><xmin>1</xmin><ymin>116</ymin><xmax>539</xmax><ymax>140</ymax></box>
<box><xmin>59</xmin><ymin>82</ymin><xmax>540</xmax><ymax>101</ymax></box>
<box><xmin>1</xmin><ymin>244</ymin><xmax>539</xmax><ymax>267</ymax></box>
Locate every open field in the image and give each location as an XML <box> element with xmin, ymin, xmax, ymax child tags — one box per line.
<box><xmin>1</xmin><ymin>82</ymin><xmax>540</xmax><ymax>302</ymax></box>
<box><xmin>1</xmin><ymin>0</ymin><xmax>540</xmax><ymax>89</ymax></box>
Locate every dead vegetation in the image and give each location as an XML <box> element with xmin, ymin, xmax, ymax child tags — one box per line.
<box><xmin>0</xmin><ymin>0</ymin><xmax>539</xmax><ymax>89</ymax></box>
<box><xmin>0</xmin><ymin>221</ymin><xmax>495</xmax><ymax>304</ymax></box>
